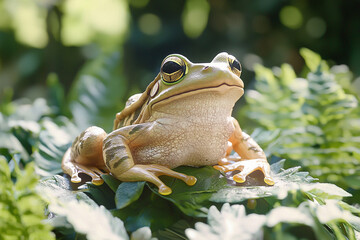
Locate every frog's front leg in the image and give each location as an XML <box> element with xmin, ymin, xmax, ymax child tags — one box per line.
<box><xmin>214</xmin><ymin>118</ymin><xmax>274</xmax><ymax>185</ymax></box>
<box><xmin>104</xmin><ymin>124</ymin><xmax>197</xmax><ymax>195</ymax></box>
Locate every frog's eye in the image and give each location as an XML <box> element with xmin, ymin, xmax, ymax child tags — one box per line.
<box><xmin>228</xmin><ymin>55</ymin><xmax>242</xmax><ymax>77</ymax></box>
<box><xmin>161</xmin><ymin>56</ymin><xmax>187</xmax><ymax>84</ymax></box>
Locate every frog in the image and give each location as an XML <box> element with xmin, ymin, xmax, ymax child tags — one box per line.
<box><xmin>62</xmin><ymin>52</ymin><xmax>274</xmax><ymax>195</ymax></box>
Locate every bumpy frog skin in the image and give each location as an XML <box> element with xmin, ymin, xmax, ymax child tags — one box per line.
<box><xmin>62</xmin><ymin>52</ymin><xmax>274</xmax><ymax>195</ymax></box>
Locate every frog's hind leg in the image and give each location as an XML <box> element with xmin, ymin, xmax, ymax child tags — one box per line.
<box><xmin>62</xmin><ymin>126</ymin><xmax>108</xmax><ymax>185</ymax></box>
<box><xmin>104</xmin><ymin>127</ymin><xmax>197</xmax><ymax>195</ymax></box>
<box><xmin>115</xmin><ymin>165</ymin><xmax>197</xmax><ymax>195</ymax></box>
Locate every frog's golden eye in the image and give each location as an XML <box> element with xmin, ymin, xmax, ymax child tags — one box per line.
<box><xmin>161</xmin><ymin>56</ymin><xmax>187</xmax><ymax>84</ymax></box>
<box><xmin>228</xmin><ymin>55</ymin><xmax>242</xmax><ymax>77</ymax></box>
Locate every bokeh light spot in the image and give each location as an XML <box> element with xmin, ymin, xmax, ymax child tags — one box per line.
<box><xmin>61</xmin><ymin>0</ymin><xmax>129</xmax><ymax>48</ymax></box>
<box><xmin>138</xmin><ymin>13</ymin><xmax>162</xmax><ymax>35</ymax></box>
<box><xmin>3</xmin><ymin>0</ymin><xmax>48</xmax><ymax>48</ymax></box>
<box><xmin>182</xmin><ymin>0</ymin><xmax>210</xmax><ymax>38</ymax></box>
<box><xmin>279</xmin><ymin>6</ymin><xmax>303</xmax><ymax>29</ymax></box>
<box><xmin>306</xmin><ymin>17</ymin><xmax>327</xmax><ymax>38</ymax></box>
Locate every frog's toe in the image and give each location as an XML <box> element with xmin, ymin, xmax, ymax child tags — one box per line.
<box><xmin>71</xmin><ymin>174</ymin><xmax>81</xmax><ymax>183</ymax></box>
<box><xmin>233</xmin><ymin>173</ymin><xmax>246</xmax><ymax>183</ymax></box>
<box><xmin>185</xmin><ymin>176</ymin><xmax>197</xmax><ymax>186</ymax></box>
<box><xmin>159</xmin><ymin>185</ymin><xmax>172</xmax><ymax>195</ymax></box>
<box><xmin>91</xmin><ymin>177</ymin><xmax>104</xmax><ymax>186</ymax></box>
<box><xmin>264</xmin><ymin>176</ymin><xmax>274</xmax><ymax>186</ymax></box>
<box><xmin>213</xmin><ymin>165</ymin><xmax>226</xmax><ymax>171</ymax></box>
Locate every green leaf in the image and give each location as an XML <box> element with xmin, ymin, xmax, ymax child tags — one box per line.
<box><xmin>254</xmin><ymin>64</ymin><xmax>277</xmax><ymax>89</ymax></box>
<box><xmin>147</xmin><ymin>166</ymin><xmax>227</xmax><ymax>217</ymax></box>
<box><xmin>210</xmin><ymin>159</ymin><xmax>318</xmax><ymax>204</ymax></box>
<box><xmin>47</xmin><ymin>73</ymin><xmax>66</xmax><ymax>115</ymax></box>
<box><xmin>156</xmin><ymin>220</ymin><xmax>192</xmax><ymax>240</ymax></box>
<box><xmin>300</xmin><ymin>48</ymin><xmax>322</xmax><ymax>72</ymax></box>
<box><xmin>87</xmin><ymin>182</ymin><xmax>117</xmax><ymax>209</ymax></box>
<box><xmin>0</xmin><ymin>132</ymin><xmax>29</xmax><ymax>160</ymax></box>
<box><xmin>112</xmin><ymin>188</ymin><xmax>182</xmax><ymax>232</ymax></box>
<box><xmin>32</xmin><ymin>117</ymin><xmax>78</xmax><ymax>177</ymax></box>
<box><xmin>102</xmin><ymin>174</ymin><xmax>122</xmax><ymax>192</ymax></box>
<box><xmin>301</xmin><ymin>183</ymin><xmax>351</xmax><ymax>201</ymax></box>
<box><xmin>185</xmin><ymin>203</ymin><xmax>265</xmax><ymax>240</ymax></box>
<box><xmin>344</xmin><ymin>175</ymin><xmax>360</xmax><ymax>189</ymax></box>
<box><xmin>0</xmin><ymin>157</ymin><xmax>55</xmax><ymax>240</ymax></box>
<box><xmin>68</xmin><ymin>52</ymin><xmax>127</xmax><ymax>131</ymax></box>
<box><xmin>115</xmin><ymin>181</ymin><xmax>145</xmax><ymax>209</ymax></box>
<box><xmin>280</xmin><ymin>63</ymin><xmax>296</xmax><ymax>85</ymax></box>
<box><xmin>38</xmin><ymin>174</ymin><xmax>94</xmax><ymax>205</ymax></box>
<box><xmin>245</xmin><ymin>49</ymin><xmax>360</xmax><ymax>195</ymax></box>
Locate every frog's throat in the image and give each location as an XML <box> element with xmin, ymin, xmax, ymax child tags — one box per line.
<box><xmin>150</xmin><ymin>83</ymin><xmax>243</xmax><ymax>108</ymax></box>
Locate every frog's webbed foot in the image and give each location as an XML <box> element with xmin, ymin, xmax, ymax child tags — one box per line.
<box><xmin>214</xmin><ymin>158</ymin><xmax>274</xmax><ymax>186</ymax></box>
<box><xmin>62</xmin><ymin>148</ymin><xmax>108</xmax><ymax>186</ymax></box>
<box><xmin>116</xmin><ymin>164</ymin><xmax>197</xmax><ymax>195</ymax></box>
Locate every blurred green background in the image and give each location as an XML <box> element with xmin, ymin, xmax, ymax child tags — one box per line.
<box><xmin>1</xmin><ymin>0</ymin><xmax>359</xmax><ymax>103</ymax></box>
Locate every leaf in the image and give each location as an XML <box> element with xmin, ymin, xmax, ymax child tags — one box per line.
<box><xmin>102</xmin><ymin>174</ymin><xmax>122</xmax><ymax>192</ymax></box>
<box><xmin>112</xmin><ymin>188</ymin><xmax>182</xmax><ymax>232</ymax></box>
<box><xmin>38</xmin><ymin>174</ymin><xmax>94</xmax><ymax>205</ymax></box>
<box><xmin>156</xmin><ymin>220</ymin><xmax>192</xmax><ymax>240</ymax></box>
<box><xmin>32</xmin><ymin>117</ymin><xmax>78</xmax><ymax>177</ymax></box>
<box><xmin>344</xmin><ymin>175</ymin><xmax>360</xmax><ymax>189</ymax></box>
<box><xmin>254</xmin><ymin>64</ymin><xmax>277</xmax><ymax>89</ymax></box>
<box><xmin>301</xmin><ymin>183</ymin><xmax>351</xmax><ymax>201</ymax></box>
<box><xmin>49</xmin><ymin>199</ymin><xmax>129</xmax><ymax>240</ymax></box>
<box><xmin>185</xmin><ymin>203</ymin><xmax>266</xmax><ymax>240</ymax></box>
<box><xmin>115</xmin><ymin>181</ymin><xmax>145</xmax><ymax>209</ymax></box>
<box><xmin>267</xmin><ymin>200</ymin><xmax>360</xmax><ymax>239</ymax></box>
<box><xmin>68</xmin><ymin>52</ymin><xmax>127</xmax><ymax>131</ymax></box>
<box><xmin>8</xmin><ymin>98</ymin><xmax>51</xmax><ymax>122</ymax></box>
<box><xmin>280</xmin><ymin>63</ymin><xmax>296</xmax><ymax>85</ymax></box>
<box><xmin>130</xmin><ymin>227</ymin><xmax>155</xmax><ymax>240</ymax></box>
<box><xmin>0</xmin><ymin>157</ymin><xmax>55</xmax><ymax>240</ymax></box>
<box><xmin>316</xmin><ymin>200</ymin><xmax>360</xmax><ymax>231</ymax></box>
<box><xmin>87</xmin><ymin>182</ymin><xmax>117</xmax><ymax>209</ymax></box>
<box><xmin>209</xmin><ymin>159</ymin><xmax>320</xmax><ymax>204</ymax></box>
<box><xmin>46</xmin><ymin>73</ymin><xmax>66</xmax><ymax>115</ymax></box>
<box><xmin>266</xmin><ymin>201</ymin><xmax>332</xmax><ymax>239</ymax></box>
<box><xmin>267</xmin><ymin>203</ymin><xmax>314</xmax><ymax>227</ymax></box>
<box><xmin>300</xmin><ymin>48</ymin><xmax>322</xmax><ymax>72</ymax></box>
<box><xmin>40</xmin><ymin>174</ymin><xmax>146</xmax><ymax>240</ymax></box>
<box><xmin>0</xmin><ymin>132</ymin><xmax>29</xmax><ymax>160</ymax></box>
<box><xmin>244</xmin><ymin>49</ymin><xmax>360</xmax><ymax>195</ymax></box>
<box><xmin>147</xmin><ymin>166</ymin><xmax>227</xmax><ymax>217</ymax></box>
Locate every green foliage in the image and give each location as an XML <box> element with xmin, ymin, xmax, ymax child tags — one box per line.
<box><xmin>186</xmin><ymin>203</ymin><xmax>266</xmax><ymax>240</ymax></box>
<box><xmin>245</xmin><ymin>48</ymin><xmax>360</xmax><ymax>191</ymax></box>
<box><xmin>186</xmin><ymin>200</ymin><xmax>360</xmax><ymax>240</ymax></box>
<box><xmin>68</xmin><ymin>52</ymin><xmax>127</xmax><ymax>131</ymax></box>
<box><xmin>1</xmin><ymin>50</ymin><xmax>360</xmax><ymax>239</ymax></box>
<box><xmin>0</xmin><ymin>156</ymin><xmax>55</xmax><ymax>240</ymax></box>
<box><xmin>39</xmin><ymin>175</ymin><xmax>155</xmax><ymax>240</ymax></box>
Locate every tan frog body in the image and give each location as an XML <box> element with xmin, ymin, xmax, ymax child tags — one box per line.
<box><xmin>62</xmin><ymin>52</ymin><xmax>274</xmax><ymax>195</ymax></box>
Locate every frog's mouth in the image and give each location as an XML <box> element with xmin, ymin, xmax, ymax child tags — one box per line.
<box><xmin>152</xmin><ymin>82</ymin><xmax>243</xmax><ymax>108</ymax></box>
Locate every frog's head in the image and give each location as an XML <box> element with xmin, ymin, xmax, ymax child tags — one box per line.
<box><xmin>113</xmin><ymin>52</ymin><xmax>245</xmax><ymax>128</ymax></box>
<box><xmin>147</xmin><ymin>52</ymin><xmax>244</xmax><ymax>117</ymax></box>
